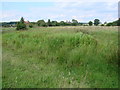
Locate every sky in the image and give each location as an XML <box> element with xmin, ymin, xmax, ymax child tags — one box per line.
<box><xmin>1</xmin><ymin>0</ymin><xmax>119</xmax><ymax>23</ymax></box>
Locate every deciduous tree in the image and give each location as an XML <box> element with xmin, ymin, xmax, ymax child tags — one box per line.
<box><xmin>94</xmin><ymin>19</ymin><xmax>100</xmax><ymax>26</ymax></box>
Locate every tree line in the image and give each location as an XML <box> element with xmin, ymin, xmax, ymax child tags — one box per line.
<box><xmin>1</xmin><ymin>17</ymin><xmax>120</xmax><ymax>30</ymax></box>
<box><xmin>36</xmin><ymin>18</ymin><xmax>101</xmax><ymax>27</ymax></box>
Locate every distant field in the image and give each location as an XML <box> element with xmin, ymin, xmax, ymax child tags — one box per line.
<box><xmin>2</xmin><ymin>26</ymin><xmax>118</xmax><ymax>88</ymax></box>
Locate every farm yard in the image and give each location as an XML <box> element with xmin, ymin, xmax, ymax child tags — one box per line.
<box><xmin>2</xmin><ymin>26</ymin><xmax>118</xmax><ymax>88</ymax></box>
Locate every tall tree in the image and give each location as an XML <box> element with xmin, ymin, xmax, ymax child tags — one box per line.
<box><xmin>16</xmin><ymin>17</ymin><xmax>27</xmax><ymax>30</ymax></box>
<box><xmin>47</xmin><ymin>19</ymin><xmax>51</xmax><ymax>26</ymax></box>
<box><xmin>94</xmin><ymin>19</ymin><xmax>100</xmax><ymax>26</ymax></box>
<box><xmin>72</xmin><ymin>19</ymin><xmax>78</xmax><ymax>26</ymax></box>
<box><xmin>20</xmin><ymin>17</ymin><xmax>25</xmax><ymax>23</ymax></box>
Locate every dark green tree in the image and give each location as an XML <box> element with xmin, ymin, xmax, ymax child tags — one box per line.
<box><xmin>118</xmin><ymin>18</ymin><xmax>120</xmax><ymax>26</ymax></box>
<box><xmin>16</xmin><ymin>17</ymin><xmax>27</xmax><ymax>30</ymax></box>
<box><xmin>51</xmin><ymin>21</ymin><xmax>59</xmax><ymax>26</ymax></box>
<box><xmin>88</xmin><ymin>21</ymin><xmax>93</xmax><ymax>26</ymax></box>
<box><xmin>106</xmin><ymin>20</ymin><xmax>118</xmax><ymax>26</ymax></box>
<box><xmin>72</xmin><ymin>19</ymin><xmax>78</xmax><ymax>26</ymax></box>
<box><xmin>37</xmin><ymin>20</ymin><xmax>47</xmax><ymax>27</ymax></box>
<box><xmin>106</xmin><ymin>23</ymin><xmax>113</xmax><ymax>26</ymax></box>
<box><xmin>47</xmin><ymin>19</ymin><xmax>52</xmax><ymax>26</ymax></box>
<box><xmin>20</xmin><ymin>17</ymin><xmax>24</xmax><ymax>23</ymax></box>
<box><xmin>94</xmin><ymin>19</ymin><xmax>100</xmax><ymax>26</ymax></box>
<box><xmin>59</xmin><ymin>21</ymin><xmax>65</xmax><ymax>26</ymax></box>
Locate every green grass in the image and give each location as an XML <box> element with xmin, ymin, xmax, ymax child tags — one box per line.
<box><xmin>2</xmin><ymin>26</ymin><xmax>118</xmax><ymax>88</ymax></box>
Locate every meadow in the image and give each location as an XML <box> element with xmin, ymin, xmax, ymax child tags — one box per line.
<box><xmin>2</xmin><ymin>26</ymin><xmax>118</xmax><ymax>88</ymax></box>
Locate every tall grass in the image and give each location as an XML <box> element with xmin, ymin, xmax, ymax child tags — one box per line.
<box><xmin>2</xmin><ymin>26</ymin><xmax>118</xmax><ymax>88</ymax></box>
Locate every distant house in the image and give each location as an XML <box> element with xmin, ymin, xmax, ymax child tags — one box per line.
<box><xmin>24</xmin><ymin>21</ymin><xmax>29</xmax><ymax>24</ymax></box>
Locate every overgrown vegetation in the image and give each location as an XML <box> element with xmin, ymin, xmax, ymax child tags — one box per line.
<box><xmin>2</xmin><ymin>26</ymin><xmax>118</xmax><ymax>88</ymax></box>
<box><xmin>106</xmin><ymin>19</ymin><xmax>120</xmax><ymax>26</ymax></box>
<box><xmin>16</xmin><ymin>17</ymin><xmax>27</xmax><ymax>30</ymax></box>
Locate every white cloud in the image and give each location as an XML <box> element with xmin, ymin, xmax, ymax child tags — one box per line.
<box><xmin>1</xmin><ymin>1</ymin><xmax>118</xmax><ymax>23</ymax></box>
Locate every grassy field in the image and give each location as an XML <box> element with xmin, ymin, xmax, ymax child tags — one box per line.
<box><xmin>2</xmin><ymin>26</ymin><xmax>118</xmax><ymax>88</ymax></box>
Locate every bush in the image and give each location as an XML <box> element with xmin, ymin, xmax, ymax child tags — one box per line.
<box><xmin>101</xmin><ymin>24</ymin><xmax>104</xmax><ymax>26</ymax></box>
<box><xmin>29</xmin><ymin>24</ymin><xmax>33</xmax><ymax>28</ymax></box>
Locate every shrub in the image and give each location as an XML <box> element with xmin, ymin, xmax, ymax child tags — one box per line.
<box><xmin>101</xmin><ymin>24</ymin><xmax>104</xmax><ymax>26</ymax></box>
<box><xmin>29</xmin><ymin>24</ymin><xmax>33</xmax><ymax>28</ymax></box>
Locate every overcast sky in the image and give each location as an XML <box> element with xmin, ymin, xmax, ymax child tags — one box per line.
<box><xmin>1</xmin><ymin>0</ymin><xmax>118</xmax><ymax>23</ymax></box>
